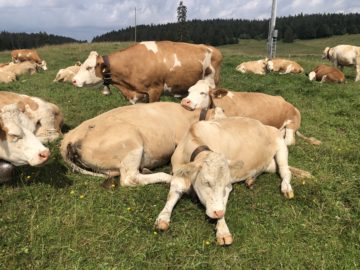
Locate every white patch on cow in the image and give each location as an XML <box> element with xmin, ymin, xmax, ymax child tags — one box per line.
<box><xmin>267</xmin><ymin>61</ymin><xmax>274</xmax><ymax>71</ymax></box>
<box><xmin>226</xmin><ymin>91</ymin><xmax>234</xmax><ymax>99</ymax></box>
<box><xmin>129</xmin><ymin>96</ymin><xmax>138</xmax><ymax>105</ymax></box>
<box><xmin>164</xmin><ymin>83</ymin><xmax>172</xmax><ymax>93</ymax></box>
<box><xmin>140</xmin><ymin>41</ymin><xmax>158</xmax><ymax>54</ymax></box>
<box><xmin>285</xmin><ymin>64</ymin><xmax>293</xmax><ymax>74</ymax></box>
<box><xmin>170</xmin><ymin>54</ymin><xmax>182</xmax><ymax>71</ymax></box>
<box><xmin>200</xmin><ymin>51</ymin><xmax>215</xmax><ymax>82</ymax></box>
<box><xmin>308</xmin><ymin>71</ymin><xmax>316</xmax><ymax>81</ymax></box>
<box><xmin>236</xmin><ymin>64</ymin><xmax>245</xmax><ymax>73</ymax></box>
<box><xmin>284</xmin><ymin>128</ymin><xmax>295</xmax><ymax>145</ymax></box>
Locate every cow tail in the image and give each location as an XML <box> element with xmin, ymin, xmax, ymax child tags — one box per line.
<box><xmin>296</xmin><ymin>131</ymin><xmax>321</xmax><ymax>145</ymax></box>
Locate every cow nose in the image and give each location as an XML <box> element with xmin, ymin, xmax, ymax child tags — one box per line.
<box><xmin>213</xmin><ymin>210</ymin><xmax>224</xmax><ymax>219</ymax></box>
<box><xmin>39</xmin><ymin>149</ymin><xmax>50</xmax><ymax>161</ymax></box>
<box><xmin>181</xmin><ymin>98</ymin><xmax>191</xmax><ymax>106</ymax></box>
<box><xmin>72</xmin><ymin>79</ymin><xmax>76</xmax><ymax>85</ymax></box>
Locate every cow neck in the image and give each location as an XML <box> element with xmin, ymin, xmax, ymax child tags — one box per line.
<box><xmin>102</xmin><ymin>55</ymin><xmax>112</xmax><ymax>86</ymax></box>
<box><xmin>199</xmin><ymin>94</ymin><xmax>215</xmax><ymax>121</ymax></box>
<box><xmin>190</xmin><ymin>145</ymin><xmax>212</xmax><ymax>162</ymax></box>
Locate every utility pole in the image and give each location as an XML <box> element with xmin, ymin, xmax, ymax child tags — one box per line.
<box><xmin>267</xmin><ymin>0</ymin><xmax>278</xmax><ymax>59</ymax></box>
<box><xmin>134</xmin><ymin>7</ymin><xmax>137</xmax><ymax>43</ymax></box>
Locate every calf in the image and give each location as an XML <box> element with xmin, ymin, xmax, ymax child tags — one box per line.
<box><xmin>72</xmin><ymin>41</ymin><xmax>222</xmax><ymax>103</ymax></box>
<box><xmin>0</xmin><ymin>91</ymin><xmax>63</xmax><ymax>143</ymax></box>
<box><xmin>0</xmin><ymin>61</ymin><xmax>37</xmax><ymax>78</ymax></box>
<box><xmin>155</xmin><ymin>116</ymin><xmax>293</xmax><ymax>245</ymax></box>
<box><xmin>0</xmin><ymin>103</ymin><xmax>50</xmax><ymax>167</ymax></box>
<box><xmin>53</xmin><ymin>61</ymin><xmax>81</xmax><ymax>83</ymax></box>
<box><xmin>322</xmin><ymin>44</ymin><xmax>360</xmax><ymax>81</ymax></box>
<box><xmin>60</xmin><ymin>102</ymin><xmax>217</xmax><ymax>187</ymax></box>
<box><xmin>308</xmin><ymin>64</ymin><xmax>345</xmax><ymax>83</ymax></box>
<box><xmin>181</xmin><ymin>80</ymin><xmax>321</xmax><ymax>146</ymax></box>
<box><xmin>235</xmin><ymin>59</ymin><xmax>268</xmax><ymax>75</ymax></box>
<box><xmin>11</xmin><ymin>49</ymin><xmax>48</xmax><ymax>71</ymax></box>
<box><xmin>267</xmin><ymin>58</ymin><xmax>304</xmax><ymax>74</ymax></box>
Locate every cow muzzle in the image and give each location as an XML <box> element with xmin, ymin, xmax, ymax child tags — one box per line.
<box><xmin>181</xmin><ymin>98</ymin><xmax>195</xmax><ymax>111</ymax></box>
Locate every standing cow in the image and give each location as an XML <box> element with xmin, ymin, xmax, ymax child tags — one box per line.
<box><xmin>155</xmin><ymin>116</ymin><xmax>293</xmax><ymax>245</ymax></box>
<box><xmin>72</xmin><ymin>41</ymin><xmax>222</xmax><ymax>103</ymax></box>
<box><xmin>11</xmin><ymin>49</ymin><xmax>48</xmax><ymax>71</ymax></box>
<box><xmin>322</xmin><ymin>44</ymin><xmax>360</xmax><ymax>81</ymax></box>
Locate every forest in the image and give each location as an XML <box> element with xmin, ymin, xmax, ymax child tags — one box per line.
<box><xmin>93</xmin><ymin>13</ymin><xmax>360</xmax><ymax>45</ymax></box>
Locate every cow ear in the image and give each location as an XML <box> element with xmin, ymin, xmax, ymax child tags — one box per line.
<box><xmin>16</xmin><ymin>101</ymin><xmax>25</xmax><ymax>112</ymax></box>
<box><xmin>174</xmin><ymin>161</ymin><xmax>202</xmax><ymax>179</ymax></box>
<box><xmin>211</xmin><ymin>88</ymin><xmax>228</xmax><ymax>99</ymax></box>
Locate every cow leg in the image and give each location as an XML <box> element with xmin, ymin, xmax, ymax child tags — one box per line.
<box><xmin>115</xmin><ymin>85</ymin><xmax>148</xmax><ymax>104</ymax></box>
<box><xmin>155</xmin><ymin>176</ymin><xmax>189</xmax><ymax>231</ymax></box>
<box><xmin>135</xmin><ymin>172</ymin><xmax>172</xmax><ymax>185</ymax></box>
<box><xmin>119</xmin><ymin>148</ymin><xmax>143</xmax><ymax>187</ymax></box>
<box><xmin>147</xmin><ymin>87</ymin><xmax>163</xmax><ymax>103</ymax></box>
<box><xmin>356</xmin><ymin>61</ymin><xmax>360</xmax><ymax>82</ymax></box>
<box><xmin>274</xmin><ymin>138</ymin><xmax>294</xmax><ymax>199</ymax></box>
<box><xmin>284</xmin><ymin>128</ymin><xmax>296</xmax><ymax>145</ymax></box>
<box><xmin>216</xmin><ymin>184</ymin><xmax>233</xmax><ymax>245</ymax></box>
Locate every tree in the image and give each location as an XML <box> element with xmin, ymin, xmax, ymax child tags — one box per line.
<box><xmin>177</xmin><ymin>1</ymin><xmax>188</xmax><ymax>41</ymax></box>
<box><xmin>283</xmin><ymin>26</ymin><xmax>294</xmax><ymax>43</ymax></box>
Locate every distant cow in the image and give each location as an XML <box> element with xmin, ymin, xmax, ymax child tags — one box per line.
<box><xmin>181</xmin><ymin>80</ymin><xmax>321</xmax><ymax>146</ymax></box>
<box><xmin>72</xmin><ymin>41</ymin><xmax>223</xmax><ymax>103</ymax></box>
<box><xmin>60</xmin><ymin>102</ymin><xmax>219</xmax><ymax>187</ymax></box>
<box><xmin>0</xmin><ymin>91</ymin><xmax>63</xmax><ymax>143</ymax></box>
<box><xmin>53</xmin><ymin>61</ymin><xmax>81</xmax><ymax>83</ymax></box>
<box><xmin>0</xmin><ymin>103</ymin><xmax>50</xmax><ymax>167</ymax></box>
<box><xmin>0</xmin><ymin>70</ymin><xmax>16</xmax><ymax>83</ymax></box>
<box><xmin>11</xmin><ymin>49</ymin><xmax>48</xmax><ymax>71</ymax></box>
<box><xmin>235</xmin><ymin>59</ymin><xmax>268</xmax><ymax>75</ymax></box>
<box><xmin>0</xmin><ymin>61</ymin><xmax>37</xmax><ymax>78</ymax></box>
<box><xmin>322</xmin><ymin>44</ymin><xmax>360</xmax><ymax>81</ymax></box>
<box><xmin>267</xmin><ymin>58</ymin><xmax>304</xmax><ymax>74</ymax></box>
<box><xmin>155</xmin><ymin>116</ymin><xmax>293</xmax><ymax>245</ymax></box>
<box><xmin>308</xmin><ymin>64</ymin><xmax>345</xmax><ymax>83</ymax></box>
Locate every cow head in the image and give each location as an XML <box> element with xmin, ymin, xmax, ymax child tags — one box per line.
<box><xmin>41</xmin><ymin>60</ymin><xmax>48</xmax><ymax>71</ymax></box>
<box><xmin>0</xmin><ymin>104</ymin><xmax>50</xmax><ymax>166</ymax></box>
<box><xmin>72</xmin><ymin>51</ymin><xmax>103</xmax><ymax>87</ymax></box>
<box><xmin>308</xmin><ymin>71</ymin><xmax>316</xmax><ymax>81</ymax></box>
<box><xmin>322</xmin><ymin>47</ymin><xmax>331</xmax><ymax>59</ymax></box>
<box><xmin>175</xmin><ymin>152</ymin><xmax>233</xmax><ymax>219</ymax></box>
<box><xmin>266</xmin><ymin>59</ymin><xmax>274</xmax><ymax>72</ymax></box>
<box><xmin>181</xmin><ymin>79</ymin><xmax>217</xmax><ymax>110</ymax></box>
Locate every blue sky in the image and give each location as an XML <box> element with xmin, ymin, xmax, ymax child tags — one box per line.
<box><xmin>0</xmin><ymin>0</ymin><xmax>359</xmax><ymax>41</ymax></box>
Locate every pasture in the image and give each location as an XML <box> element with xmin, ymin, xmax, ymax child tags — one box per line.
<box><xmin>0</xmin><ymin>35</ymin><xmax>359</xmax><ymax>269</ymax></box>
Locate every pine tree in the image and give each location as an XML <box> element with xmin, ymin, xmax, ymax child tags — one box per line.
<box><xmin>177</xmin><ymin>1</ymin><xmax>188</xmax><ymax>41</ymax></box>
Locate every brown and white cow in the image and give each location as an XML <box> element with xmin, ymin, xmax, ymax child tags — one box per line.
<box><xmin>267</xmin><ymin>58</ymin><xmax>304</xmax><ymax>74</ymax></box>
<box><xmin>0</xmin><ymin>103</ymin><xmax>50</xmax><ymax>167</ymax></box>
<box><xmin>155</xmin><ymin>116</ymin><xmax>293</xmax><ymax>245</ymax></box>
<box><xmin>308</xmin><ymin>64</ymin><xmax>345</xmax><ymax>83</ymax></box>
<box><xmin>60</xmin><ymin>102</ymin><xmax>219</xmax><ymax>187</ymax></box>
<box><xmin>0</xmin><ymin>92</ymin><xmax>63</xmax><ymax>143</ymax></box>
<box><xmin>11</xmin><ymin>49</ymin><xmax>48</xmax><ymax>71</ymax></box>
<box><xmin>181</xmin><ymin>80</ymin><xmax>321</xmax><ymax>146</ymax></box>
<box><xmin>322</xmin><ymin>44</ymin><xmax>360</xmax><ymax>81</ymax></box>
<box><xmin>0</xmin><ymin>70</ymin><xmax>16</xmax><ymax>83</ymax></box>
<box><xmin>53</xmin><ymin>61</ymin><xmax>81</xmax><ymax>83</ymax></box>
<box><xmin>72</xmin><ymin>41</ymin><xmax>223</xmax><ymax>103</ymax></box>
<box><xmin>235</xmin><ymin>59</ymin><xmax>268</xmax><ymax>75</ymax></box>
<box><xmin>0</xmin><ymin>61</ymin><xmax>38</xmax><ymax>78</ymax></box>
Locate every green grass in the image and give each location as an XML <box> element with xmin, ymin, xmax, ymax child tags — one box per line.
<box><xmin>1</xmin><ymin>36</ymin><xmax>360</xmax><ymax>269</ymax></box>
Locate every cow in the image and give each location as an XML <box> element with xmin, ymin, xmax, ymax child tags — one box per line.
<box><xmin>0</xmin><ymin>70</ymin><xmax>16</xmax><ymax>83</ymax></box>
<box><xmin>0</xmin><ymin>103</ymin><xmax>50</xmax><ymax>167</ymax></box>
<box><xmin>11</xmin><ymin>49</ymin><xmax>48</xmax><ymax>71</ymax></box>
<box><xmin>0</xmin><ymin>61</ymin><xmax>37</xmax><ymax>78</ymax></box>
<box><xmin>308</xmin><ymin>64</ymin><xmax>345</xmax><ymax>83</ymax></box>
<box><xmin>60</xmin><ymin>102</ymin><xmax>219</xmax><ymax>187</ymax></box>
<box><xmin>0</xmin><ymin>91</ymin><xmax>63</xmax><ymax>143</ymax></box>
<box><xmin>267</xmin><ymin>58</ymin><xmax>304</xmax><ymax>74</ymax></box>
<box><xmin>53</xmin><ymin>61</ymin><xmax>81</xmax><ymax>83</ymax></box>
<box><xmin>181</xmin><ymin>80</ymin><xmax>321</xmax><ymax>146</ymax></box>
<box><xmin>235</xmin><ymin>59</ymin><xmax>268</xmax><ymax>75</ymax></box>
<box><xmin>322</xmin><ymin>44</ymin><xmax>360</xmax><ymax>81</ymax></box>
<box><xmin>155</xmin><ymin>116</ymin><xmax>294</xmax><ymax>245</ymax></box>
<box><xmin>72</xmin><ymin>41</ymin><xmax>223</xmax><ymax>103</ymax></box>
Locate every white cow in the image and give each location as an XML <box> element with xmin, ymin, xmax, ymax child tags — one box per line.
<box><xmin>53</xmin><ymin>61</ymin><xmax>81</xmax><ymax>83</ymax></box>
<box><xmin>235</xmin><ymin>59</ymin><xmax>268</xmax><ymax>75</ymax></box>
<box><xmin>322</xmin><ymin>44</ymin><xmax>360</xmax><ymax>81</ymax></box>
<box><xmin>155</xmin><ymin>116</ymin><xmax>293</xmax><ymax>245</ymax></box>
<box><xmin>0</xmin><ymin>104</ymin><xmax>50</xmax><ymax>167</ymax></box>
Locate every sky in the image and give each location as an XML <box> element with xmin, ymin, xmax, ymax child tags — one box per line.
<box><xmin>0</xmin><ymin>0</ymin><xmax>359</xmax><ymax>41</ymax></box>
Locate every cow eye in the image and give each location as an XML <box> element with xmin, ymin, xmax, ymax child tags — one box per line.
<box><xmin>86</xmin><ymin>66</ymin><xmax>92</xmax><ymax>71</ymax></box>
<box><xmin>200</xmin><ymin>92</ymin><xmax>206</xmax><ymax>96</ymax></box>
<box><xmin>9</xmin><ymin>134</ymin><xmax>22</xmax><ymax>142</ymax></box>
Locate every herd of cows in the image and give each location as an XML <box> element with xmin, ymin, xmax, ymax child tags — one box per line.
<box><xmin>0</xmin><ymin>41</ymin><xmax>359</xmax><ymax>245</ymax></box>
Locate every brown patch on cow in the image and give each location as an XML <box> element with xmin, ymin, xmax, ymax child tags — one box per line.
<box><xmin>211</xmin><ymin>88</ymin><xmax>229</xmax><ymax>99</ymax></box>
<box><xmin>204</xmin><ymin>67</ymin><xmax>212</xmax><ymax>77</ymax></box>
<box><xmin>0</xmin><ymin>119</ymin><xmax>8</xmax><ymax>141</ymax></box>
<box><xmin>16</xmin><ymin>101</ymin><xmax>26</xmax><ymax>112</ymax></box>
<box><xmin>23</xmin><ymin>97</ymin><xmax>39</xmax><ymax>111</ymax></box>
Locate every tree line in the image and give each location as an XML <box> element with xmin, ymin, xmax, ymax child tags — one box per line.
<box><xmin>0</xmin><ymin>31</ymin><xmax>85</xmax><ymax>51</ymax></box>
<box><xmin>92</xmin><ymin>13</ymin><xmax>360</xmax><ymax>45</ymax></box>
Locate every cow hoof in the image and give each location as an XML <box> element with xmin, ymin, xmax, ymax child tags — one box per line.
<box><xmin>101</xmin><ymin>178</ymin><xmax>118</xmax><ymax>189</ymax></box>
<box><xmin>0</xmin><ymin>161</ymin><xmax>15</xmax><ymax>183</ymax></box>
<box><xmin>283</xmin><ymin>190</ymin><xmax>294</xmax><ymax>199</ymax></box>
<box><xmin>217</xmin><ymin>234</ymin><xmax>233</xmax><ymax>246</ymax></box>
<box><xmin>155</xmin><ymin>220</ymin><xmax>169</xmax><ymax>231</ymax></box>
<box><xmin>245</xmin><ymin>176</ymin><xmax>255</xmax><ymax>189</ymax></box>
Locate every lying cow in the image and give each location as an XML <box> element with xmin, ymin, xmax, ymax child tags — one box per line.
<box><xmin>235</xmin><ymin>59</ymin><xmax>268</xmax><ymax>75</ymax></box>
<box><xmin>181</xmin><ymin>80</ymin><xmax>321</xmax><ymax>146</ymax></box>
<box><xmin>322</xmin><ymin>44</ymin><xmax>360</xmax><ymax>81</ymax></box>
<box><xmin>267</xmin><ymin>58</ymin><xmax>304</xmax><ymax>74</ymax></box>
<box><xmin>72</xmin><ymin>41</ymin><xmax>223</xmax><ymax>103</ymax></box>
<box><xmin>308</xmin><ymin>64</ymin><xmax>345</xmax><ymax>83</ymax></box>
<box><xmin>0</xmin><ymin>61</ymin><xmax>37</xmax><ymax>78</ymax></box>
<box><xmin>61</xmin><ymin>102</ymin><xmax>219</xmax><ymax>187</ymax></box>
<box><xmin>155</xmin><ymin>116</ymin><xmax>293</xmax><ymax>245</ymax></box>
<box><xmin>53</xmin><ymin>61</ymin><xmax>81</xmax><ymax>83</ymax></box>
<box><xmin>11</xmin><ymin>49</ymin><xmax>48</xmax><ymax>71</ymax></box>
<box><xmin>0</xmin><ymin>103</ymin><xmax>50</xmax><ymax>167</ymax></box>
<box><xmin>0</xmin><ymin>70</ymin><xmax>16</xmax><ymax>83</ymax></box>
<box><xmin>0</xmin><ymin>91</ymin><xmax>63</xmax><ymax>143</ymax></box>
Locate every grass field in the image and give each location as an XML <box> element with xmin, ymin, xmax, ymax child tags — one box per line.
<box><xmin>0</xmin><ymin>35</ymin><xmax>359</xmax><ymax>269</ymax></box>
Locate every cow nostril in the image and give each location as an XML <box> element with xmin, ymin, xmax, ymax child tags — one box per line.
<box><xmin>214</xmin><ymin>210</ymin><xmax>224</xmax><ymax>218</ymax></box>
<box><xmin>39</xmin><ymin>149</ymin><xmax>50</xmax><ymax>160</ymax></box>
<box><xmin>72</xmin><ymin>79</ymin><xmax>76</xmax><ymax>84</ymax></box>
